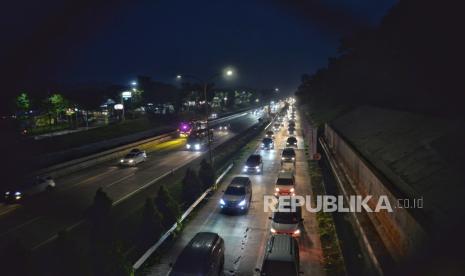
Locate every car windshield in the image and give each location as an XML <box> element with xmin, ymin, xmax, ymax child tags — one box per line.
<box><xmin>283</xmin><ymin>149</ymin><xmax>295</xmax><ymax>156</ymax></box>
<box><xmin>276</xmin><ymin>177</ymin><xmax>293</xmax><ymax>185</ymax></box>
<box><xmin>287</xmin><ymin>138</ymin><xmax>296</xmax><ymax>143</ymax></box>
<box><xmin>125</xmin><ymin>153</ymin><xmax>137</xmax><ymax>158</ymax></box>
<box><xmin>273</xmin><ymin>211</ymin><xmax>299</xmax><ymax>224</ymax></box>
<box><xmin>225</xmin><ymin>186</ymin><xmax>245</xmax><ymax>196</ymax></box>
<box><xmin>262</xmin><ymin>138</ymin><xmax>272</xmax><ymax>144</ymax></box>
<box><xmin>266</xmin><ymin>131</ymin><xmax>273</xmax><ymax>135</ymax></box>
<box><xmin>246</xmin><ymin>155</ymin><xmax>260</xmax><ymax>165</ymax></box>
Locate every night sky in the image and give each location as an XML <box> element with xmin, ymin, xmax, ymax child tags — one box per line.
<box><xmin>1</xmin><ymin>0</ymin><xmax>396</xmax><ymax>106</ymax></box>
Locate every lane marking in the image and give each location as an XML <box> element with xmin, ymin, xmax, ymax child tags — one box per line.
<box><xmin>105</xmin><ymin>173</ymin><xmax>135</xmax><ymax>188</ymax></box>
<box><xmin>0</xmin><ymin>216</ymin><xmax>42</xmax><ymax>237</ymax></box>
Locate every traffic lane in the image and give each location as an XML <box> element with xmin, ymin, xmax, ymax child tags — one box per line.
<box><xmin>148</xmin><ymin>125</ymin><xmax>286</xmax><ymax>275</ymax></box>
<box><xmin>148</xmin><ymin>140</ymin><xmax>280</xmax><ymax>276</ymax></box>
<box><xmin>0</xmin><ymin>113</ymin><xmax>260</xmax><ymax>249</ymax></box>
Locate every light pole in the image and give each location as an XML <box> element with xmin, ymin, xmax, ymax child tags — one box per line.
<box><xmin>177</xmin><ymin>68</ymin><xmax>235</xmax><ymax>166</ymax></box>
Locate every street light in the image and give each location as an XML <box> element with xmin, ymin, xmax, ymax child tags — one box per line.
<box><xmin>131</xmin><ymin>81</ymin><xmax>137</xmax><ymax>86</ymax></box>
<box><xmin>176</xmin><ymin>67</ymin><xmax>236</xmax><ymax>166</ymax></box>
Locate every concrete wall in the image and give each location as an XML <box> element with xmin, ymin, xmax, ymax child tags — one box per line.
<box><xmin>324</xmin><ymin>124</ymin><xmax>427</xmax><ymax>261</ymax></box>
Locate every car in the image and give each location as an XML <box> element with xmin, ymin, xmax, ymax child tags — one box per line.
<box><xmin>270</xmin><ymin>202</ymin><xmax>303</xmax><ymax>237</ymax></box>
<box><xmin>3</xmin><ymin>176</ymin><xmax>55</xmax><ymax>202</ymax></box>
<box><xmin>288</xmin><ymin>121</ymin><xmax>296</xmax><ymax>128</ymax></box>
<box><xmin>217</xmin><ymin>123</ymin><xmax>230</xmax><ymax>132</ymax></box>
<box><xmin>243</xmin><ymin>154</ymin><xmax>264</xmax><ymax>174</ymax></box>
<box><xmin>261</xmin><ymin>137</ymin><xmax>274</xmax><ymax>150</ymax></box>
<box><xmin>288</xmin><ymin>119</ymin><xmax>295</xmax><ymax>125</ymax></box>
<box><xmin>272</xmin><ymin>123</ymin><xmax>281</xmax><ymax>131</ymax></box>
<box><xmin>219</xmin><ymin>176</ymin><xmax>252</xmax><ymax>213</ymax></box>
<box><xmin>120</xmin><ymin>149</ymin><xmax>147</xmax><ymax>166</ymax></box>
<box><xmin>265</xmin><ymin>130</ymin><xmax>274</xmax><ymax>139</ymax></box>
<box><xmin>281</xmin><ymin>148</ymin><xmax>296</xmax><ymax>165</ymax></box>
<box><xmin>169</xmin><ymin>232</ymin><xmax>224</xmax><ymax>276</ymax></box>
<box><xmin>256</xmin><ymin>234</ymin><xmax>300</xmax><ymax>276</ymax></box>
<box><xmin>288</xmin><ymin>127</ymin><xmax>296</xmax><ymax>135</ymax></box>
<box><xmin>274</xmin><ymin>171</ymin><xmax>295</xmax><ymax>196</ymax></box>
<box><xmin>286</xmin><ymin>137</ymin><xmax>297</xmax><ymax>147</ymax></box>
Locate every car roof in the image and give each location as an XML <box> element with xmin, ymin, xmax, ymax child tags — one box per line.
<box><xmin>265</xmin><ymin>235</ymin><xmax>296</xmax><ymax>262</ymax></box>
<box><xmin>231</xmin><ymin>176</ymin><xmax>251</xmax><ymax>186</ymax></box>
<box><xmin>174</xmin><ymin>232</ymin><xmax>220</xmax><ymax>267</ymax></box>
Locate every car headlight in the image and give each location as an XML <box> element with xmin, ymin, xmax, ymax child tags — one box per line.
<box><xmin>15</xmin><ymin>191</ymin><xmax>21</xmax><ymax>196</ymax></box>
<box><xmin>129</xmin><ymin>159</ymin><xmax>134</xmax><ymax>163</ymax></box>
<box><xmin>275</xmin><ymin>187</ymin><xmax>280</xmax><ymax>192</ymax></box>
<box><xmin>290</xmin><ymin>188</ymin><xmax>295</xmax><ymax>193</ymax></box>
<box><xmin>220</xmin><ymin>199</ymin><xmax>225</xmax><ymax>205</ymax></box>
<box><xmin>286</xmin><ymin>142</ymin><xmax>289</xmax><ymax>145</ymax></box>
<box><xmin>5</xmin><ymin>191</ymin><xmax>10</xmax><ymax>195</ymax></box>
<box><xmin>261</xmin><ymin>143</ymin><xmax>264</xmax><ymax>146</ymax></box>
<box><xmin>293</xmin><ymin>229</ymin><xmax>301</xmax><ymax>235</ymax></box>
<box><xmin>120</xmin><ymin>159</ymin><xmax>124</xmax><ymax>163</ymax></box>
<box><xmin>194</xmin><ymin>144</ymin><xmax>200</xmax><ymax>150</ymax></box>
<box><xmin>292</xmin><ymin>157</ymin><xmax>295</xmax><ymax>160</ymax></box>
<box><xmin>270</xmin><ymin>228</ymin><xmax>276</xmax><ymax>234</ymax></box>
<box><xmin>281</xmin><ymin>157</ymin><xmax>285</xmax><ymax>160</ymax></box>
<box><xmin>186</xmin><ymin>144</ymin><xmax>191</xmax><ymax>149</ymax></box>
<box><xmin>238</xmin><ymin>199</ymin><xmax>246</xmax><ymax>206</ymax></box>
<box><xmin>255</xmin><ymin>166</ymin><xmax>260</xmax><ymax>169</ymax></box>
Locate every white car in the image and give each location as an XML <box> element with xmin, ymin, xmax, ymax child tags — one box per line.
<box><xmin>274</xmin><ymin>171</ymin><xmax>295</xmax><ymax>196</ymax></box>
<box><xmin>270</xmin><ymin>204</ymin><xmax>303</xmax><ymax>237</ymax></box>
<box><xmin>120</xmin><ymin>149</ymin><xmax>147</xmax><ymax>166</ymax></box>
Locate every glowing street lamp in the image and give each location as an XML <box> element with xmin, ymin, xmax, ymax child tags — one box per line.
<box><xmin>176</xmin><ymin>67</ymin><xmax>237</xmax><ymax>166</ymax></box>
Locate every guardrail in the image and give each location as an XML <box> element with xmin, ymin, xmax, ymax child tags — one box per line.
<box><xmin>132</xmin><ymin>163</ymin><xmax>234</xmax><ymax>271</ymax></box>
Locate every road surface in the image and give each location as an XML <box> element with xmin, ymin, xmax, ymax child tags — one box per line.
<box><xmin>148</xmin><ymin>112</ymin><xmax>325</xmax><ymax>276</ymax></box>
<box><xmin>0</xmin><ymin>112</ymin><xmax>261</xmax><ymax>251</ymax></box>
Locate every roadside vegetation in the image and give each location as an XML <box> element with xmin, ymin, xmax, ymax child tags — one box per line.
<box><xmin>305</xmin><ymin>137</ymin><xmax>346</xmax><ymax>275</ymax></box>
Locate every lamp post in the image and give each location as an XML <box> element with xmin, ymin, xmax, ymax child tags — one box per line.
<box><xmin>177</xmin><ymin>68</ymin><xmax>235</xmax><ymax>166</ymax></box>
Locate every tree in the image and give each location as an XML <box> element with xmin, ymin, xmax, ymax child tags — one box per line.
<box><xmin>16</xmin><ymin>92</ymin><xmax>30</xmax><ymax>114</ymax></box>
<box><xmin>87</xmin><ymin>188</ymin><xmax>113</xmax><ymax>241</ymax></box>
<box><xmin>181</xmin><ymin>168</ymin><xmax>202</xmax><ymax>206</ymax></box>
<box><xmin>154</xmin><ymin>185</ymin><xmax>180</xmax><ymax>228</ymax></box>
<box><xmin>48</xmin><ymin>93</ymin><xmax>69</xmax><ymax>124</ymax></box>
<box><xmin>138</xmin><ymin>198</ymin><xmax>163</xmax><ymax>249</ymax></box>
<box><xmin>198</xmin><ymin>159</ymin><xmax>216</xmax><ymax>191</ymax></box>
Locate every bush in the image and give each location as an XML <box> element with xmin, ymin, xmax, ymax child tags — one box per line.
<box><xmin>138</xmin><ymin>198</ymin><xmax>164</xmax><ymax>249</ymax></box>
<box><xmin>182</xmin><ymin>168</ymin><xmax>202</xmax><ymax>206</ymax></box>
<box><xmin>198</xmin><ymin>159</ymin><xmax>215</xmax><ymax>190</ymax></box>
<box><xmin>154</xmin><ymin>185</ymin><xmax>181</xmax><ymax>229</ymax></box>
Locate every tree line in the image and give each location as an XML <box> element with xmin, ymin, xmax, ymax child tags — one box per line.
<box><xmin>296</xmin><ymin>0</ymin><xmax>465</xmax><ymax>121</ymax></box>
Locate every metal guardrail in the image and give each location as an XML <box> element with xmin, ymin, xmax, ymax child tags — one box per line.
<box><xmin>132</xmin><ymin>163</ymin><xmax>234</xmax><ymax>270</ymax></box>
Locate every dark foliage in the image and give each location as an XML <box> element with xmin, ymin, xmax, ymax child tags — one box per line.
<box><xmin>154</xmin><ymin>185</ymin><xmax>181</xmax><ymax>228</ymax></box>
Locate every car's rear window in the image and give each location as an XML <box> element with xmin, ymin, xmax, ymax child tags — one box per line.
<box><xmin>263</xmin><ymin>260</ymin><xmax>297</xmax><ymax>275</ymax></box>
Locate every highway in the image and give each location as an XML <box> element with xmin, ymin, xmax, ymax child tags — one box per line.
<box><xmin>148</xmin><ymin>111</ymin><xmax>325</xmax><ymax>275</ymax></box>
<box><xmin>0</xmin><ymin>111</ymin><xmax>261</xmax><ymax>251</ymax></box>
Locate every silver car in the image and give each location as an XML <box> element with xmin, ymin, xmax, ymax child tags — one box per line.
<box><xmin>3</xmin><ymin>176</ymin><xmax>56</xmax><ymax>202</ymax></box>
<box><xmin>219</xmin><ymin>177</ymin><xmax>252</xmax><ymax>213</ymax></box>
<box><xmin>120</xmin><ymin>149</ymin><xmax>147</xmax><ymax>166</ymax></box>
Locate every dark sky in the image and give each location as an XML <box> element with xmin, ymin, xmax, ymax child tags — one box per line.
<box><xmin>1</xmin><ymin>0</ymin><xmax>396</xmax><ymax>107</ymax></box>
